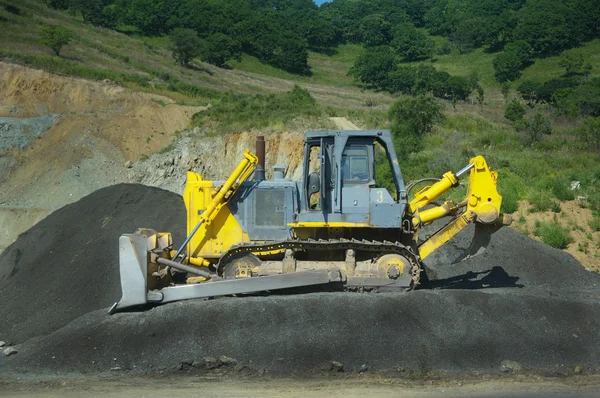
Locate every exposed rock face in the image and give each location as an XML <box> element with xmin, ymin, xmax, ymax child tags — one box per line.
<box><xmin>128</xmin><ymin>130</ymin><xmax>305</xmax><ymax>193</ymax></box>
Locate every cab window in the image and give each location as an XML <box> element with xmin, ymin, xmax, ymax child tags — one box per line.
<box><xmin>341</xmin><ymin>146</ymin><xmax>369</xmax><ymax>182</ymax></box>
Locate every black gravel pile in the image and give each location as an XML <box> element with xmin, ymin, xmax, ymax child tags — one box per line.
<box><xmin>0</xmin><ymin>184</ymin><xmax>186</xmax><ymax>344</ymax></box>
<box><xmin>1</xmin><ymin>184</ymin><xmax>599</xmax><ymax>376</ymax></box>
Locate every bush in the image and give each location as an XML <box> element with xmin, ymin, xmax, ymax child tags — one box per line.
<box><xmin>388</xmin><ymin>96</ymin><xmax>443</xmax><ymax>157</ymax></box>
<box><xmin>391</xmin><ymin>23</ymin><xmax>435</xmax><ymax>61</ymax></box>
<box><xmin>534</xmin><ymin>220</ymin><xmax>573</xmax><ymax>249</ymax></box>
<box><xmin>170</xmin><ymin>28</ymin><xmax>201</xmax><ymax>67</ymax></box>
<box><xmin>589</xmin><ymin>217</ymin><xmax>600</xmax><ymax>231</ymax></box>
<box><xmin>517</xmin><ymin>80</ymin><xmax>542</xmax><ymax>108</ymax></box>
<box><xmin>577</xmin><ymin>117</ymin><xmax>600</xmax><ymax>151</ymax></box>
<box><xmin>200</xmin><ymin>33</ymin><xmax>241</xmax><ymax>68</ymax></box>
<box><xmin>521</xmin><ymin>113</ymin><xmax>552</xmax><ymax>146</ymax></box>
<box><xmin>559</xmin><ymin>50</ymin><xmax>592</xmax><ymax>76</ymax></box>
<box><xmin>348</xmin><ymin>48</ymin><xmax>397</xmax><ymax>89</ymax></box>
<box><xmin>504</xmin><ymin>99</ymin><xmax>526</xmax><ymax>122</ymax></box>
<box><xmin>528</xmin><ymin>189</ymin><xmax>556</xmax><ymax>212</ymax></box>
<box><xmin>40</xmin><ymin>25</ymin><xmax>73</xmax><ymax>56</ymax></box>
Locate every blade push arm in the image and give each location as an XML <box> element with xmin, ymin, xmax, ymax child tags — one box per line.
<box><xmin>172</xmin><ymin>150</ymin><xmax>259</xmax><ymax>266</ymax></box>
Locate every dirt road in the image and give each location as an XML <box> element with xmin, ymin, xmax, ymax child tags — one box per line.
<box><xmin>330</xmin><ymin>117</ymin><xmax>359</xmax><ymax>130</ymax></box>
<box><xmin>2</xmin><ymin>375</ymin><xmax>600</xmax><ymax>398</ymax></box>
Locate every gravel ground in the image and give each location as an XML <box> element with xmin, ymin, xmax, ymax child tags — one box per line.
<box><xmin>0</xmin><ymin>185</ymin><xmax>599</xmax><ymax>377</ymax></box>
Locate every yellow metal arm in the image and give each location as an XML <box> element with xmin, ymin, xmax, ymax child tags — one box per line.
<box><xmin>172</xmin><ymin>150</ymin><xmax>259</xmax><ymax>267</ymax></box>
<box><xmin>411</xmin><ymin>156</ymin><xmax>510</xmax><ymax>260</ymax></box>
<box><xmin>200</xmin><ymin>150</ymin><xmax>258</xmax><ymax>226</ymax></box>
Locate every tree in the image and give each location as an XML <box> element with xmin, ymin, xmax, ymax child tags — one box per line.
<box><xmin>445</xmin><ymin>75</ymin><xmax>474</xmax><ymax>107</ymax></box>
<box><xmin>514</xmin><ymin>0</ymin><xmax>592</xmax><ymax>55</ymax></box>
<box><xmin>40</xmin><ymin>25</ymin><xmax>73</xmax><ymax>56</ymax></box>
<box><xmin>476</xmin><ymin>85</ymin><xmax>485</xmax><ymax>110</ymax></box>
<box><xmin>449</xmin><ymin>17</ymin><xmax>487</xmax><ymax>54</ymax></box>
<box><xmin>386</xmin><ymin>66</ymin><xmax>417</xmax><ymax>94</ymax></box>
<box><xmin>270</xmin><ymin>34</ymin><xmax>310</xmax><ymax>75</ymax></box>
<box><xmin>536</xmin><ymin>78</ymin><xmax>579</xmax><ymax>104</ymax></box>
<box><xmin>559</xmin><ymin>50</ymin><xmax>592</xmax><ymax>76</ymax></box>
<box><xmin>170</xmin><ymin>28</ymin><xmax>202</xmax><ymax>67</ymax></box>
<box><xmin>577</xmin><ymin>117</ymin><xmax>600</xmax><ymax>151</ymax></box>
<box><xmin>348</xmin><ymin>48</ymin><xmax>397</xmax><ymax>89</ymax></box>
<box><xmin>391</xmin><ymin>23</ymin><xmax>435</xmax><ymax>61</ymax></box>
<box><xmin>493</xmin><ymin>51</ymin><xmax>523</xmax><ymax>82</ymax></box>
<box><xmin>501</xmin><ymin>82</ymin><xmax>511</xmax><ymax>103</ymax></box>
<box><xmin>517</xmin><ymin>80</ymin><xmax>542</xmax><ymax>108</ymax></box>
<box><xmin>388</xmin><ymin>95</ymin><xmax>443</xmax><ymax>157</ymax></box>
<box><xmin>504</xmin><ymin>99</ymin><xmax>526</xmax><ymax>122</ymax></box>
<box><xmin>358</xmin><ymin>14</ymin><xmax>392</xmax><ymax>47</ymax></box>
<box><xmin>200</xmin><ymin>33</ymin><xmax>241</xmax><ymax>68</ymax></box>
<box><xmin>521</xmin><ymin>113</ymin><xmax>552</xmax><ymax>146</ymax></box>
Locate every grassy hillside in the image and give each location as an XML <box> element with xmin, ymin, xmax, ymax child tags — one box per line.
<box><xmin>2</xmin><ymin>0</ymin><xmax>600</xmax><ymax>267</ymax></box>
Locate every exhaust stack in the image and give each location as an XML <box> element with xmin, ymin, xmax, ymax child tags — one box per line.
<box><xmin>255</xmin><ymin>135</ymin><xmax>266</xmax><ymax>181</ymax></box>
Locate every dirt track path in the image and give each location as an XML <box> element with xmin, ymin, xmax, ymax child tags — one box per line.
<box><xmin>330</xmin><ymin>117</ymin><xmax>359</xmax><ymax>130</ymax></box>
<box><xmin>2</xmin><ymin>375</ymin><xmax>599</xmax><ymax>397</ymax></box>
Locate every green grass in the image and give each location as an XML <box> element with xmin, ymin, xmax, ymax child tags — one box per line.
<box><xmin>534</xmin><ymin>220</ymin><xmax>573</xmax><ymax>249</ymax></box>
<box><xmin>191</xmin><ymin>85</ymin><xmax>335</xmax><ymax>134</ymax></box>
<box><xmin>227</xmin><ymin>44</ymin><xmax>363</xmax><ymax>87</ymax></box>
<box><xmin>519</xmin><ymin>39</ymin><xmax>600</xmax><ymax>84</ymax></box>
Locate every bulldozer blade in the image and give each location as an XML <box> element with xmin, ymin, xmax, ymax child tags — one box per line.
<box><xmin>455</xmin><ymin>223</ymin><xmax>501</xmax><ymax>263</ymax></box>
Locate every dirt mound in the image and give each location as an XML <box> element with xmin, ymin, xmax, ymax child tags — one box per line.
<box><xmin>0</xmin><ymin>184</ymin><xmax>185</xmax><ymax>344</ymax></box>
<box><xmin>0</xmin><ymin>62</ymin><xmax>207</xmax><ymax>211</ymax></box>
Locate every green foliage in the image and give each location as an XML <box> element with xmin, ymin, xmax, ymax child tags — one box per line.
<box><xmin>388</xmin><ymin>96</ymin><xmax>443</xmax><ymax>157</ymax></box>
<box><xmin>501</xmin><ymin>82</ymin><xmax>511</xmax><ymax>103</ymax></box>
<box><xmin>537</xmin><ymin>175</ymin><xmax>575</xmax><ymax>201</ymax></box>
<box><xmin>40</xmin><ymin>25</ymin><xmax>73</xmax><ymax>56</ymax></box>
<box><xmin>348</xmin><ymin>48</ymin><xmax>397</xmax><ymax>89</ymax></box>
<box><xmin>476</xmin><ymin>85</ymin><xmax>485</xmax><ymax>109</ymax></box>
<box><xmin>449</xmin><ymin>17</ymin><xmax>486</xmax><ymax>54</ymax></box>
<box><xmin>577</xmin><ymin>117</ymin><xmax>600</xmax><ymax>151</ymax></box>
<box><xmin>170</xmin><ymin>28</ymin><xmax>201</xmax><ymax>67</ymax></box>
<box><xmin>517</xmin><ymin>80</ymin><xmax>542</xmax><ymax>108</ymax></box>
<box><xmin>359</xmin><ymin>14</ymin><xmax>392</xmax><ymax>47</ymax></box>
<box><xmin>493</xmin><ymin>41</ymin><xmax>533</xmax><ymax>83</ymax></box>
<box><xmin>193</xmin><ymin>85</ymin><xmax>323</xmax><ymax>133</ymax></box>
<box><xmin>493</xmin><ymin>51</ymin><xmax>523</xmax><ymax>83</ymax></box>
<box><xmin>559</xmin><ymin>50</ymin><xmax>593</xmax><ymax>76</ymax></box>
<box><xmin>589</xmin><ymin>217</ymin><xmax>600</xmax><ymax>231</ymax></box>
<box><xmin>528</xmin><ymin>189</ymin><xmax>557</xmax><ymax>212</ymax></box>
<box><xmin>504</xmin><ymin>99</ymin><xmax>526</xmax><ymax>122</ymax></box>
<box><xmin>200</xmin><ymin>33</ymin><xmax>241</xmax><ymax>68</ymax></box>
<box><xmin>391</xmin><ymin>23</ymin><xmax>435</xmax><ymax>61</ymax></box>
<box><xmin>534</xmin><ymin>220</ymin><xmax>573</xmax><ymax>249</ymax></box>
<box><xmin>520</xmin><ymin>113</ymin><xmax>552</xmax><ymax>146</ymax></box>
<box><xmin>559</xmin><ymin>78</ymin><xmax>600</xmax><ymax>118</ymax></box>
<box><xmin>515</xmin><ymin>0</ymin><xmax>597</xmax><ymax>55</ymax></box>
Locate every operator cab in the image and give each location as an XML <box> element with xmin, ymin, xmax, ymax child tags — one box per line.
<box><xmin>295</xmin><ymin>130</ymin><xmax>408</xmax><ymax>231</ymax></box>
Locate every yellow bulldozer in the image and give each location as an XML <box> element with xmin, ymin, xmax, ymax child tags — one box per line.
<box><xmin>111</xmin><ymin>130</ymin><xmax>511</xmax><ymax>313</ymax></box>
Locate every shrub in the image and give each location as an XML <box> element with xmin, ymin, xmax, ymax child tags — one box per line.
<box><xmin>521</xmin><ymin>113</ymin><xmax>552</xmax><ymax>146</ymax></box>
<box><xmin>504</xmin><ymin>99</ymin><xmax>526</xmax><ymax>122</ymax></box>
<box><xmin>528</xmin><ymin>189</ymin><xmax>555</xmax><ymax>212</ymax></box>
<box><xmin>589</xmin><ymin>217</ymin><xmax>600</xmax><ymax>231</ymax></box>
<box><xmin>348</xmin><ymin>48</ymin><xmax>397</xmax><ymax>89</ymax></box>
<box><xmin>534</xmin><ymin>220</ymin><xmax>573</xmax><ymax>249</ymax></box>
<box><xmin>200</xmin><ymin>33</ymin><xmax>241</xmax><ymax>68</ymax></box>
<box><xmin>576</xmin><ymin>116</ymin><xmax>600</xmax><ymax>151</ymax></box>
<box><xmin>170</xmin><ymin>28</ymin><xmax>202</xmax><ymax>67</ymax></box>
<box><xmin>40</xmin><ymin>25</ymin><xmax>73</xmax><ymax>56</ymax></box>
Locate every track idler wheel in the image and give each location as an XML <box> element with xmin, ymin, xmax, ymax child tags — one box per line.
<box><xmin>220</xmin><ymin>253</ymin><xmax>262</xmax><ymax>279</ymax></box>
